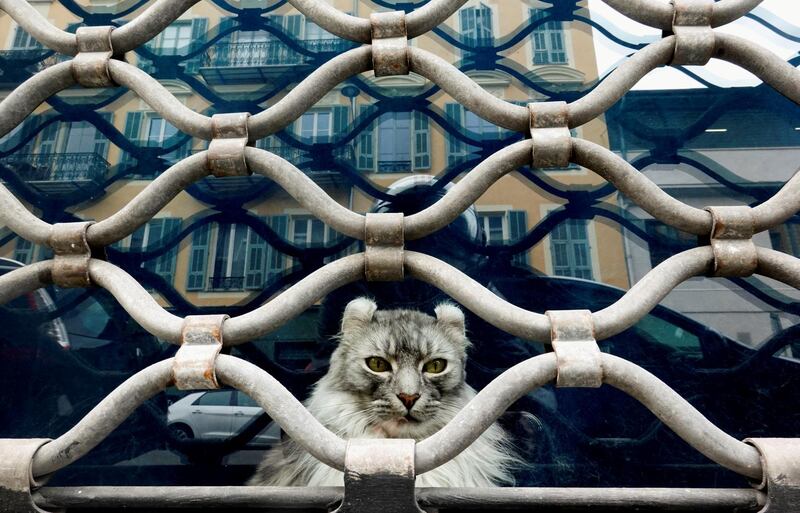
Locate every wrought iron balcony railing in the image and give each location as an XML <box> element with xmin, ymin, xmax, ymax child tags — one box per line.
<box><xmin>203</xmin><ymin>39</ymin><xmax>355</xmax><ymax>68</ymax></box>
<box><xmin>0</xmin><ymin>152</ymin><xmax>110</xmax><ymax>181</ymax></box>
<box><xmin>207</xmin><ymin>276</ymin><xmax>245</xmax><ymax>291</ymax></box>
<box><xmin>377</xmin><ymin>160</ymin><xmax>412</xmax><ymax>173</ymax></box>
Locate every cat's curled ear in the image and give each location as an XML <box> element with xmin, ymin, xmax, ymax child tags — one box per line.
<box><xmin>341</xmin><ymin>297</ymin><xmax>378</xmax><ymax>336</ymax></box>
<box><xmin>434</xmin><ymin>303</ymin><xmax>467</xmax><ymax>345</ymax></box>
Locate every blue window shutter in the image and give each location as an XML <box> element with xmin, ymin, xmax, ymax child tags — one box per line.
<box><xmin>332</xmin><ymin>105</ymin><xmax>348</xmax><ymax>142</ymax></box>
<box><xmin>156</xmin><ymin>218</ymin><xmax>181</xmax><ymax>284</ymax></box>
<box><xmin>94</xmin><ymin>112</ymin><xmax>112</xmax><ymax>159</ymax></box>
<box><xmin>286</xmin><ymin>15</ymin><xmax>302</xmax><ymax>37</ymax></box>
<box><xmin>413</xmin><ymin>112</ymin><xmax>430</xmax><ymax>170</ymax></box>
<box><xmin>185</xmin><ymin>18</ymin><xmax>208</xmax><ymax>74</ymax></box>
<box><xmin>508</xmin><ymin>210</ymin><xmax>529</xmax><ymax>266</ymax></box>
<box><xmin>245</xmin><ymin>217</ymin><xmax>268</xmax><ymax>290</ymax></box>
<box><xmin>38</xmin><ymin>122</ymin><xmax>59</xmax><ymax>155</ymax></box>
<box><xmin>186</xmin><ymin>223</ymin><xmax>210</xmax><ymax>291</ymax></box>
<box><xmin>122</xmin><ymin>112</ymin><xmax>142</xmax><ymax>165</ymax></box>
<box><xmin>267</xmin><ymin>215</ymin><xmax>288</xmax><ymax>281</ymax></box>
<box><xmin>445</xmin><ymin>103</ymin><xmax>463</xmax><ymax>166</ymax></box>
<box><xmin>356</xmin><ymin>105</ymin><xmax>374</xmax><ymax>171</ymax></box>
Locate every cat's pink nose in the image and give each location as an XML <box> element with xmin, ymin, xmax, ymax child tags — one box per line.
<box><xmin>397</xmin><ymin>393</ymin><xmax>420</xmax><ymax>410</ymax></box>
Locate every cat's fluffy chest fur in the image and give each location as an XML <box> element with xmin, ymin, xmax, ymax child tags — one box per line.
<box><xmin>249</xmin><ymin>298</ymin><xmax>516</xmax><ymax>487</ymax></box>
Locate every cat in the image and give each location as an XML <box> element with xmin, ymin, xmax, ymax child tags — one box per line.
<box><xmin>248</xmin><ymin>297</ymin><xmax>518</xmax><ymax>487</ymax></box>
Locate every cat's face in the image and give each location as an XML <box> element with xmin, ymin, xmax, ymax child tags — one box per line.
<box><xmin>327</xmin><ymin>298</ymin><xmax>470</xmax><ymax>438</ymax></box>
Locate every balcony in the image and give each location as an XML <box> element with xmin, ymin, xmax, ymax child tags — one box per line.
<box><xmin>0</xmin><ymin>152</ymin><xmax>110</xmax><ymax>194</ymax></box>
<box><xmin>0</xmin><ymin>48</ymin><xmax>53</xmax><ymax>85</ymax></box>
<box><xmin>377</xmin><ymin>160</ymin><xmax>412</xmax><ymax>173</ymax></box>
<box><xmin>199</xmin><ymin>39</ymin><xmax>356</xmax><ymax>86</ymax></box>
<box><xmin>208</xmin><ymin>276</ymin><xmax>244</xmax><ymax>291</ymax></box>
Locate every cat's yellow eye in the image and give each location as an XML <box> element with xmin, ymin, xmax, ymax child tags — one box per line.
<box><xmin>366</xmin><ymin>357</ymin><xmax>391</xmax><ymax>372</ymax></box>
<box><xmin>423</xmin><ymin>359</ymin><xmax>447</xmax><ymax>374</ymax></box>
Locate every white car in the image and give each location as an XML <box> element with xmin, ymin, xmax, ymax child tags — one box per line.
<box><xmin>167</xmin><ymin>390</ymin><xmax>281</xmax><ymax>446</ymax></box>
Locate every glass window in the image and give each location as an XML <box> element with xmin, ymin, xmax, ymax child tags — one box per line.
<box><xmin>460</xmin><ymin>3</ymin><xmax>493</xmax><ymax>46</ymax></box>
<box><xmin>530</xmin><ymin>9</ymin><xmax>568</xmax><ymax>65</ymax></box>
<box><xmin>300</xmin><ymin>111</ymin><xmax>332</xmax><ymax>142</ymax></box>
<box><xmin>194</xmin><ymin>391</ymin><xmax>233</xmax><ymax>406</ymax></box>
<box><xmin>236</xmin><ymin>392</ymin><xmax>260</xmax><ymax>408</ymax></box>
<box><xmin>550</xmin><ymin>218</ymin><xmax>593</xmax><ymax>279</ymax></box>
<box><xmin>159</xmin><ymin>22</ymin><xmax>193</xmax><ymax>55</ymax></box>
<box><xmin>378</xmin><ymin>112</ymin><xmax>411</xmax><ymax>173</ymax></box>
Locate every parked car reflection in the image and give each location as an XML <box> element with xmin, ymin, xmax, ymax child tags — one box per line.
<box><xmin>168</xmin><ymin>390</ymin><xmax>280</xmax><ymax>446</ymax></box>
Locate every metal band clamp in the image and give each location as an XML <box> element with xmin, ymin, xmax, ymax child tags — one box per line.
<box><xmin>174</xmin><ymin>314</ymin><xmax>228</xmax><ymax>390</ymax></box>
<box><xmin>72</xmin><ymin>26</ymin><xmax>116</xmax><ymax>88</ymax></box>
<box><xmin>334</xmin><ymin>438</ymin><xmax>423</xmax><ymax>513</ymax></box>
<box><xmin>546</xmin><ymin>309</ymin><xmax>603</xmax><ymax>388</ymax></box>
<box><xmin>744</xmin><ymin>438</ymin><xmax>800</xmax><ymax>512</ymax></box>
<box><xmin>49</xmin><ymin>221</ymin><xmax>97</xmax><ymax>288</ymax></box>
<box><xmin>208</xmin><ymin>113</ymin><xmax>252</xmax><ymax>177</ymax></box>
<box><xmin>529</xmin><ymin>101</ymin><xmax>572</xmax><ymax>169</ymax></box>
<box><xmin>0</xmin><ymin>439</ymin><xmax>54</xmax><ymax>513</ymax></box>
<box><xmin>669</xmin><ymin>0</ymin><xmax>715</xmax><ymax>65</ymax></box>
<box><xmin>370</xmin><ymin>11</ymin><xmax>410</xmax><ymax>77</ymax></box>
<box><xmin>365</xmin><ymin>212</ymin><xmax>404</xmax><ymax>282</ymax></box>
<box><xmin>705</xmin><ymin>206</ymin><xmax>757</xmax><ymax>277</ymax></box>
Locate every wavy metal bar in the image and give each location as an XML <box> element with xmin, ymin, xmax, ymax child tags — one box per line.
<box><xmin>715</xmin><ymin>32</ymin><xmax>800</xmax><ymax>105</ymax></box>
<box><xmin>756</xmin><ymin>247</ymin><xmax>800</xmax><ymax>289</ymax></box>
<box><xmin>0</xmin><ymin>261</ymin><xmax>53</xmax><ymax>305</ymax></box>
<box><xmin>592</xmin><ymin>247</ymin><xmax>713</xmax><ymax>340</ymax></box>
<box><xmin>0</xmin><ymin>0</ymin><xmax>77</xmax><ymax>55</ymax></box>
<box><xmin>0</xmin><ymin>62</ymin><xmax>76</xmax><ymax>140</ymax></box>
<box><xmin>571</xmin><ymin>139</ymin><xmax>712</xmax><ymax>235</ymax></box>
<box><xmin>0</xmin><ymin>185</ymin><xmax>54</xmax><ymax>246</ymax></box>
<box><xmin>601</xmin><ymin>0</ymin><xmax>763</xmax><ymax>30</ymax></box>
<box><xmin>107</xmin><ymin>60</ymin><xmax>214</xmax><ymax>139</ymax></box>
<box><xmin>415</xmin><ymin>353</ymin><xmax>763</xmax><ymax>480</ymax></box>
<box><xmin>404</xmin><ymin>141</ymin><xmax>530</xmax><ymax>239</ymax></box>
<box><xmin>88</xmin><ymin>259</ymin><xmax>185</xmax><ymax>342</ymax></box>
<box><xmin>87</xmin><ymin>153</ymin><xmax>210</xmax><ymax>246</ymax></box>
<box><xmin>602</xmin><ymin>354</ymin><xmax>762</xmax><ymax>479</ymax></box>
<box><xmin>248</xmin><ymin>46</ymin><xmax>372</xmax><ymax>139</ymax></box>
<box><xmin>286</xmin><ymin>0</ymin><xmax>466</xmax><ymax>43</ymax></box>
<box><xmin>31</xmin><ymin>355</ymin><xmax>347</xmax><ymax>477</ymax></box>
<box><xmin>569</xmin><ymin>38</ymin><xmax>674</xmax><ymax>128</ymax></box>
<box><xmin>224</xmin><ymin>254</ymin><xmax>365</xmax><ymax>344</ymax></box>
<box><xmin>110</xmin><ymin>0</ymin><xmax>202</xmax><ymax>53</ymax></box>
<box><xmin>752</xmin><ymin>170</ymin><xmax>800</xmax><ymax>232</ymax></box>
<box><xmin>409</xmin><ymin>48</ymin><xmax>529</xmax><ymax>132</ymax></box>
<box><xmin>405</xmin><ymin>251</ymin><xmax>551</xmax><ymax>341</ymax></box>
<box><xmin>245</xmin><ymin>148</ymin><xmax>365</xmax><ymax>239</ymax></box>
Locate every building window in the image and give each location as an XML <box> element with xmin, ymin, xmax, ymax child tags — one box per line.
<box><xmin>158</xmin><ymin>22</ymin><xmax>193</xmax><ymax>56</ymax></box>
<box><xmin>11</xmin><ymin>26</ymin><xmax>42</xmax><ymax>50</ymax></box>
<box><xmin>530</xmin><ymin>9</ymin><xmax>567</xmax><ymax>65</ymax></box>
<box><xmin>356</xmin><ymin>109</ymin><xmax>430</xmax><ymax>173</ymax></box>
<box><xmin>300</xmin><ymin>111</ymin><xmax>332</xmax><ymax>142</ymax></box>
<box><xmin>115</xmin><ymin>218</ymin><xmax>181</xmax><ymax>286</ymax></box>
<box><xmin>460</xmin><ymin>3</ymin><xmax>494</xmax><ymax>47</ymax></box>
<box><xmin>187</xmin><ymin>217</ymin><xmax>288</xmax><ymax>292</ymax></box>
<box><xmin>146</xmin><ymin>115</ymin><xmax>190</xmax><ymax>164</ymax></box>
<box><xmin>13</xmin><ymin>238</ymin><xmax>34</xmax><ymax>264</ymax></box>
<box><xmin>550</xmin><ymin>218</ymin><xmax>593</xmax><ymax>279</ymax></box>
<box><xmin>644</xmin><ymin>220</ymin><xmax>698</xmax><ymax>267</ymax></box>
<box><xmin>446</xmin><ymin>103</ymin><xmax>500</xmax><ymax>165</ymax></box>
<box><xmin>479</xmin><ymin>210</ymin><xmax>529</xmax><ymax>265</ymax></box>
<box><xmin>27</xmin><ymin>117</ymin><xmax>111</xmax><ymax>181</ymax></box>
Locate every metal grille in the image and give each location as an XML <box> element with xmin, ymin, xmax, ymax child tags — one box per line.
<box><xmin>0</xmin><ymin>0</ymin><xmax>798</xmax><ymax>511</ymax></box>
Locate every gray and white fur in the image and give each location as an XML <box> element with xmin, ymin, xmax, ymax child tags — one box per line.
<box><xmin>249</xmin><ymin>297</ymin><xmax>517</xmax><ymax>487</ymax></box>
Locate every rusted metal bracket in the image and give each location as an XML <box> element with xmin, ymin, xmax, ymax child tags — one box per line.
<box><xmin>705</xmin><ymin>206</ymin><xmax>757</xmax><ymax>277</ymax></box>
<box><xmin>72</xmin><ymin>26</ymin><xmax>117</xmax><ymax>87</ymax></box>
<box><xmin>334</xmin><ymin>439</ymin><xmax>423</xmax><ymax>513</ymax></box>
<box><xmin>0</xmin><ymin>439</ymin><xmax>54</xmax><ymax>513</ymax></box>
<box><xmin>173</xmin><ymin>314</ymin><xmax>228</xmax><ymax>390</ymax></box>
<box><xmin>49</xmin><ymin>221</ymin><xmax>98</xmax><ymax>288</ymax></box>
<box><xmin>669</xmin><ymin>0</ymin><xmax>715</xmax><ymax>65</ymax></box>
<box><xmin>370</xmin><ymin>11</ymin><xmax>410</xmax><ymax>77</ymax></box>
<box><xmin>208</xmin><ymin>113</ymin><xmax>252</xmax><ymax>177</ymax></box>
<box><xmin>546</xmin><ymin>310</ymin><xmax>603</xmax><ymax>388</ymax></box>
<box><xmin>745</xmin><ymin>438</ymin><xmax>800</xmax><ymax>512</ymax></box>
<box><xmin>365</xmin><ymin>212</ymin><xmax>404</xmax><ymax>281</ymax></box>
<box><xmin>529</xmin><ymin>101</ymin><xmax>572</xmax><ymax>168</ymax></box>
